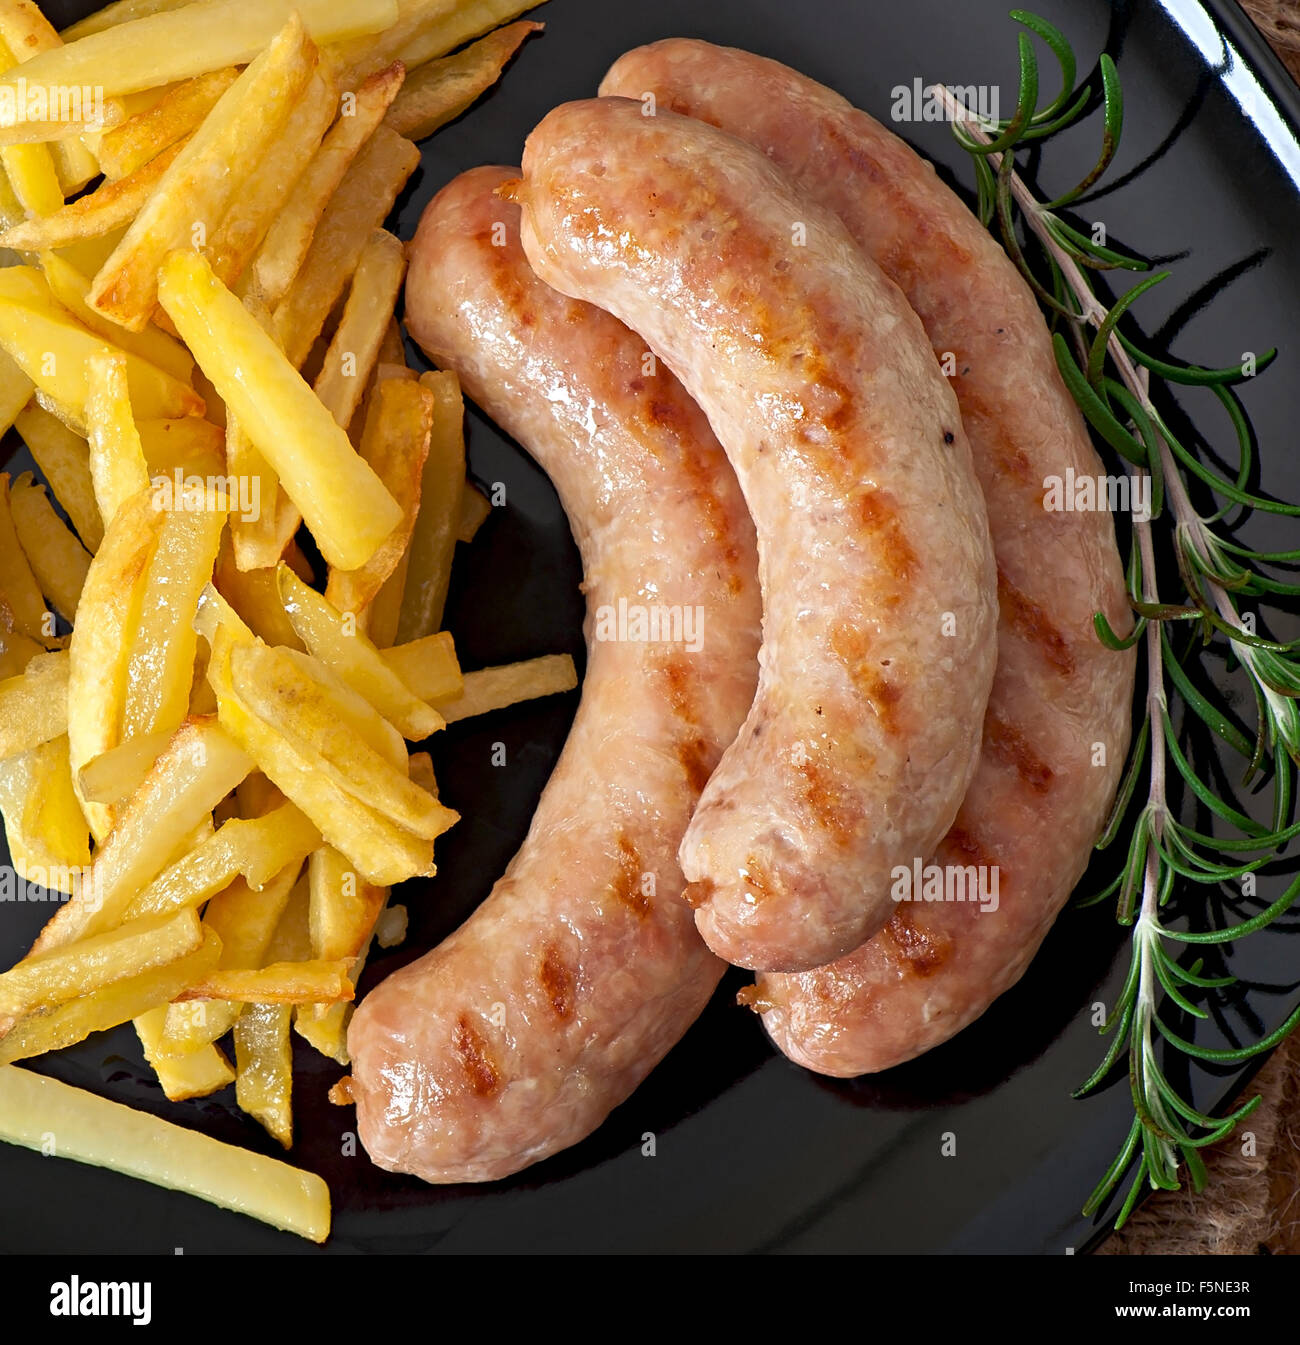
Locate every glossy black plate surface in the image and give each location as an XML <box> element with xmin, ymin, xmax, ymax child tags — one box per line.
<box><xmin>2</xmin><ymin>0</ymin><xmax>1299</xmax><ymax>1254</ymax></box>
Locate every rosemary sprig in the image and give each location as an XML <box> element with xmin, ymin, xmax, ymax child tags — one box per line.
<box><xmin>939</xmin><ymin>10</ymin><xmax>1300</xmax><ymax>1230</ymax></box>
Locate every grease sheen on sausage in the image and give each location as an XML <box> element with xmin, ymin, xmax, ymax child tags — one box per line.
<box><xmin>517</xmin><ymin>97</ymin><xmax>999</xmax><ymax>973</ymax></box>
<box><xmin>347</xmin><ymin>165</ymin><xmax>761</xmax><ymax>1179</ymax></box>
<box><xmin>601</xmin><ymin>40</ymin><xmax>1136</xmax><ymax>1072</ymax></box>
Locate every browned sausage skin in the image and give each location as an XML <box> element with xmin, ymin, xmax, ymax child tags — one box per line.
<box><xmin>601</xmin><ymin>40</ymin><xmax>1136</xmax><ymax>1073</ymax></box>
<box><xmin>517</xmin><ymin>97</ymin><xmax>999</xmax><ymax>974</ymax></box>
<box><xmin>347</xmin><ymin>166</ymin><xmax>761</xmax><ymax>1179</ymax></box>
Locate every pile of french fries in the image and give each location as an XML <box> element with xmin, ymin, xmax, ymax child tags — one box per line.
<box><xmin>0</xmin><ymin>0</ymin><xmax>576</xmax><ymax>1242</ymax></box>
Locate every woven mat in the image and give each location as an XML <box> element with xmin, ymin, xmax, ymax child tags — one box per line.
<box><xmin>1098</xmin><ymin>1</ymin><xmax>1300</xmax><ymax>1256</ymax></box>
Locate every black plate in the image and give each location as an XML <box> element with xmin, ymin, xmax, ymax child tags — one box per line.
<box><xmin>3</xmin><ymin>0</ymin><xmax>1300</xmax><ymax>1255</ymax></box>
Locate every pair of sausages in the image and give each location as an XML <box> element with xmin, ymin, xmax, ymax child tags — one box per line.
<box><xmin>348</xmin><ymin>40</ymin><xmax>1134</xmax><ymax>1180</ymax></box>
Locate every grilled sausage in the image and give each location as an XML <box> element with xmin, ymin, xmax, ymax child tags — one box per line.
<box><xmin>347</xmin><ymin>166</ymin><xmax>762</xmax><ymax>1179</ymax></box>
<box><xmin>516</xmin><ymin>97</ymin><xmax>1000</xmax><ymax>973</ymax></box>
<box><xmin>601</xmin><ymin>40</ymin><xmax>1136</xmax><ymax>1072</ymax></box>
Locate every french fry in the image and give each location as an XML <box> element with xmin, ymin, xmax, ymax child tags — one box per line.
<box><xmin>279</xmin><ymin>564</ymin><xmax>443</xmax><ymax>740</ymax></box>
<box><xmin>0</xmin><ymin>472</ymin><xmax>52</xmax><ymax>641</ymax></box>
<box><xmin>272</xmin><ymin>124</ymin><xmax>420</xmax><ymax>368</ymax></box>
<box><xmin>234</xmin><ymin>1001</ymin><xmax>293</xmax><ymax>1147</ymax></box>
<box><xmin>0</xmin><ymin>0</ymin><xmax>100</xmax><ymax>191</ymax></box>
<box><xmin>137</xmin><ymin>416</ymin><xmax>225</xmax><ymax>476</ymax></box>
<box><xmin>85</xmin><ymin>350</ymin><xmax>150</xmax><ymax>528</ymax></box>
<box><xmin>124</xmin><ymin>802</ymin><xmax>319</xmax><ymax>921</ymax></box>
<box><xmin>377</xmin><ymin>317</ymin><xmax>405</xmax><ymax>367</ymax></box>
<box><xmin>265</xmin><ymin>867</ymin><xmax>311</xmax><ymax>961</ymax></box>
<box><xmin>248</xmin><ymin>61</ymin><xmax>404</xmax><ymax>307</ymax></box>
<box><xmin>0</xmin><ymin>290</ymin><xmax>204</xmax><ymax>426</ymax></box>
<box><xmin>9</xmin><ymin>473</ymin><xmax>91</xmax><ymax>621</ymax></box>
<box><xmin>0</xmin><ymin>649</ymin><xmax>67</xmax><ymax>761</ymax></box>
<box><xmin>364</xmin><ymin>545</ymin><xmax>409</xmax><ymax>649</ymax></box>
<box><xmin>161</xmin><ymin>859</ymin><xmax>302</xmax><ymax>1051</ymax></box>
<box><xmin>438</xmin><ymin>653</ymin><xmax>579</xmax><ymax>723</ymax></box>
<box><xmin>0</xmin><ymin>734</ymin><xmax>90</xmax><ymax>881</ymax></box>
<box><xmin>209</xmin><ymin>627</ymin><xmax>439</xmax><ymax>884</ymax></box>
<box><xmin>122</xmin><ymin>487</ymin><xmax>228</xmax><ymax>740</ymax></box>
<box><xmin>213</xmin><ymin>546</ymin><xmax>304</xmax><ymax>651</ymax></box>
<box><xmin>325</xmin><ymin>376</ymin><xmax>432</xmax><ymax>617</ymax></box>
<box><xmin>379</xmin><ymin>629</ymin><xmax>462</xmax><ymax>703</ymax></box>
<box><xmin>0</xmin><ymin>930</ymin><xmax>220</xmax><ymax>1065</ymax></box>
<box><xmin>206</xmin><ymin>70</ymin><xmax>338</xmax><ymax>290</ymax></box>
<box><xmin>0</xmin><ymin>345</ymin><xmax>33</xmax><ymax>438</ymax></box>
<box><xmin>373</xmin><ymin>900</ymin><xmax>407</xmax><ymax>948</ymax></box>
<box><xmin>159</xmin><ymin>250</ymin><xmax>401</xmax><ymax>570</ymax></box>
<box><xmin>32</xmin><ymin>716</ymin><xmax>253</xmax><ymax>953</ymax></box>
<box><xmin>88</xmin><ymin>14</ymin><xmax>319</xmax><ymax>330</ymax></box>
<box><xmin>14</xmin><ymin>405</ymin><xmax>102</xmax><ymax>551</ymax></box>
<box><xmin>308</xmin><ymin>844</ymin><xmax>386</xmax><ymax>964</ymax></box>
<box><xmin>384</xmin><ymin>19</ymin><xmax>540</xmax><ymax>140</ymax></box>
<box><xmin>0</xmin><ymin>45</ymin><xmax>63</xmax><ymax>218</ymax></box>
<box><xmin>0</xmin><ymin>910</ymin><xmax>201</xmax><ymax>1028</ymax></box>
<box><xmin>395</xmin><ymin>370</ymin><xmax>464</xmax><ymax>642</ymax></box>
<box><xmin>335</xmin><ymin>0</ymin><xmax>545</xmax><ymax>85</ymax></box>
<box><xmin>0</xmin><ymin>625</ymin><xmax>43</xmax><ymax>680</ymax></box>
<box><xmin>0</xmin><ymin>136</ymin><xmax>188</xmax><ymax>250</ymax></box>
<box><xmin>51</xmin><ymin>224</ymin><xmax>126</xmax><ymax>279</ymax></box>
<box><xmin>230</xmin><ymin>640</ymin><xmax>452</xmax><ymax>838</ymax></box>
<box><xmin>66</xmin><ymin>487</ymin><xmax>161</xmax><ymax>841</ymax></box>
<box><xmin>313</xmin><ymin>228</ymin><xmax>405</xmax><ymax>430</ymax></box>
<box><xmin>0</xmin><ymin>1064</ymin><xmax>329</xmax><ymax>1238</ymax></box>
<box><xmin>75</xmin><ymin>727</ymin><xmax>171</xmax><ymax>806</ymax></box>
<box><xmin>41</xmin><ymin>252</ymin><xmax>195</xmax><ymax>385</ymax></box>
<box><xmin>95</xmin><ymin>66</ymin><xmax>239</xmax><ymax>180</ymax></box>
<box><xmin>176</xmin><ymin>959</ymin><xmax>352</xmax><ymax>1005</ymax></box>
<box><xmin>397</xmin><ymin>0</ymin><xmax>547</xmax><ymax>71</ymax></box>
<box><xmin>457</xmin><ymin>482</ymin><xmax>492</xmax><ymax>543</ymax></box>
<box><xmin>0</xmin><ymin>0</ymin><xmax>396</xmax><ymax>122</ymax></box>
<box><xmin>134</xmin><ymin>1003</ymin><xmax>235</xmax><ymax>1100</ymax></box>
<box><xmin>61</xmin><ymin>0</ymin><xmax>192</xmax><ymax>42</ymax></box>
